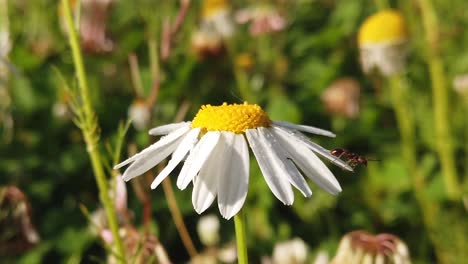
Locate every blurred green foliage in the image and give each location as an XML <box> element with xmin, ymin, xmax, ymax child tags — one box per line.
<box><xmin>1</xmin><ymin>0</ymin><xmax>467</xmax><ymax>263</ymax></box>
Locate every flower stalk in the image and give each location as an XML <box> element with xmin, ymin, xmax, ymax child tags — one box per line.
<box><xmin>61</xmin><ymin>0</ymin><xmax>125</xmax><ymax>261</ymax></box>
<box><xmin>388</xmin><ymin>74</ymin><xmax>444</xmax><ymax>258</ymax></box>
<box><xmin>416</xmin><ymin>0</ymin><xmax>461</xmax><ymax>200</ymax></box>
<box><xmin>388</xmin><ymin>75</ymin><xmax>425</xmax><ymax>202</ymax></box>
<box><xmin>234</xmin><ymin>209</ymin><xmax>248</xmax><ymax>264</ymax></box>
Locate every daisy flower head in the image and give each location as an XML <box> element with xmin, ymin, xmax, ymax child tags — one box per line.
<box><xmin>114</xmin><ymin>102</ymin><xmax>352</xmax><ymax>219</ymax></box>
<box><xmin>358</xmin><ymin>10</ymin><xmax>409</xmax><ymax>76</ymax></box>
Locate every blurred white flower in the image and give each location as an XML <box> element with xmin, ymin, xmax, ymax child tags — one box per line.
<box><xmin>272</xmin><ymin>237</ymin><xmax>308</xmax><ymax>264</ymax></box>
<box><xmin>128</xmin><ymin>99</ymin><xmax>151</xmax><ymax>131</ymax></box>
<box><xmin>115</xmin><ymin>102</ymin><xmax>351</xmax><ymax>219</ymax></box>
<box><xmin>191</xmin><ymin>26</ymin><xmax>224</xmax><ymax>59</ymax></box>
<box><xmin>453</xmin><ymin>74</ymin><xmax>468</xmax><ymax>99</ymax></box>
<box><xmin>0</xmin><ymin>31</ymin><xmax>10</xmax><ymax>59</ymax></box>
<box><xmin>313</xmin><ymin>250</ymin><xmax>330</xmax><ymax>264</ymax></box>
<box><xmin>197</xmin><ymin>214</ymin><xmax>220</xmax><ymax>246</ymax></box>
<box><xmin>202</xmin><ymin>0</ymin><xmax>235</xmax><ymax>38</ymax></box>
<box><xmin>217</xmin><ymin>243</ymin><xmax>237</xmax><ymax>263</ymax></box>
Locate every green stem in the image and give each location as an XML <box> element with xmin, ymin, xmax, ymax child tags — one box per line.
<box><xmin>465</xmin><ymin>103</ymin><xmax>468</xmax><ymax>193</ymax></box>
<box><xmin>61</xmin><ymin>0</ymin><xmax>125</xmax><ymax>262</ymax></box>
<box><xmin>417</xmin><ymin>0</ymin><xmax>461</xmax><ymax>200</ymax></box>
<box><xmin>389</xmin><ymin>74</ymin><xmax>443</xmax><ymax>256</ymax></box>
<box><xmin>148</xmin><ymin>38</ymin><xmax>160</xmax><ymax>82</ymax></box>
<box><xmin>128</xmin><ymin>54</ymin><xmax>144</xmax><ymax>97</ymax></box>
<box><xmin>389</xmin><ymin>75</ymin><xmax>426</xmax><ymax>203</ymax></box>
<box><xmin>234</xmin><ymin>209</ymin><xmax>248</xmax><ymax>264</ymax></box>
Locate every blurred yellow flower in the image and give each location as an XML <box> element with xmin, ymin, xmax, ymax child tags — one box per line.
<box><xmin>358</xmin><ymin>10</ymin><xmax>408</xmax><ymax>46</ymax></box>
<box><xmin>357</xmin><ymin>10</ymin><xmax>409</xmax><ymax>76</ymax></box>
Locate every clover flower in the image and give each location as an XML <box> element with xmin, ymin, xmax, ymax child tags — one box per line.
<box><xmin>330</xmin><ymin>230</ymin><xmax>411</xmax><ymax>264</ymax></box>
<box><xmin>115</xmin><ymin>102</ymin><xmax>351</xmax><ymax>219</ymax></box>
<box><xmin>235</xmin><ymin>5</ymin><xmax>286</xmax><ymax>36</ymax></box>
<box><xmin>321</xmin><ymin>78</ymin><xmax>361</xmax><ymax>119</ymax></box>
<box><xmin>358</xmin><ymin>10</ymin><xmax>409</xmax><ymax>76</ymax></box>
<box><xmin>59</xmin><ymin>0</ymin><xmax>114</xmax><ymax>53</ymax></box>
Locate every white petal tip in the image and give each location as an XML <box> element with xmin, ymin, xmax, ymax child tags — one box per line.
<box><xmin>329</xmin><ymin>187</ymin><xmax>342</xmax><ymax>195</ymax></box>
<box><xmin>220</xmin><ymin>212</ymin><xmax>234</xmax><ymax>220</ymax></box>
<box><xmin>176</xmin><ymin>182</ymin><xmax>188</xmax><ymax>190</ymax></box>
<box><xmin>121</xmin><ymin>174</ymin><xmax>131</xmax><ymax>182</ymax></box>
<box><xmin>113</xmin><ymin>164</ymin><xmax>125</xmax><ymax>170</ymax></box>
<box><xmin>194</xmin><ymin>206</ymin><xmax>209</xmax><ymax>215</ymax></box>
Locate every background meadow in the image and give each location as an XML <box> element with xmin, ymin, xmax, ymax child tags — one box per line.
<box><xmin>1</xmin><ymin>0</ymin><xmax>468</xmax><ymax>263</ymax></box>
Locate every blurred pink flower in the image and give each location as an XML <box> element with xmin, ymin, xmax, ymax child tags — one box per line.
<box><xmin>235</xmin><ymin>6</ymin><xmax>286</xmax><ymax>36</ymax></box>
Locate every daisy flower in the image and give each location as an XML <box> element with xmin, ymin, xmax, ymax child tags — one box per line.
<box><xmin>114</xmin><ymin>102</ymin><xmax>352</xmax><ymax>219</ymax></box>
<box><xmin>358</xmin><ymin>10</ymin><xmax>409</xmax><ymax>76</ymax></box>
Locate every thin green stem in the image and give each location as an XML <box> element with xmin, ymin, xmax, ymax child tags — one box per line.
<box><xmin>148</xmin><ymin>38</ymin><xmax>160</xmax><ymax>82</ymax></box>
<box><xmin>464</xmin><ymin>103</ymin><xmax>468</xmax><ymax>193</ymax></box>
<box><xmin>234</xmin><ymin>209</ymin><xmax>248</xmax><ymax>264</ymax></box>
<box><xmin>128</xmin><ymin>54</ymin><xmax>145</xmax><ymax>97</ymax></box>
<box><xmin>417</xmin><ymin>0</ymin><xmax>461</xmax><ymax>200</ymax></box>
<box><xmin>61</xmin><ymin>0</ymin><xmax>125</xmax><ymax>262</ymax></box>
<box><xmin>161</xmin><ymin>177</ymin><xmax>198</xmax><ymax>257</ymax></box>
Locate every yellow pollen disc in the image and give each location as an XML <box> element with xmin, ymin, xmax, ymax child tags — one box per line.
<box><xmin>358</xmin><ymin>10</ymin><xmax>408</xmax><ymax>46</ymax></box>
<box><xmin>191</xmin><ymin>102</ymin><xmax>271</xmax><ymax>134</ymax></box>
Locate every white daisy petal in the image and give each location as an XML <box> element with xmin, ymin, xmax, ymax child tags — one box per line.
<box><xmin>177</xmin><ymin>131</ymin><xmax>221</xmax><ymax>190</ymax></box>
<box><xmin>217</xmin><ymin>132</ymin><xmax>249</xmax><ymax>219</ymax></box>
<box><xmin>192</xmin><ymin>135</ymin><xmax>227</xmax><ymax>214</ymax></box>
<box><xmin>272</xmin><ymin>127</ymin><xmax>342</xmax><ymax>194</ymax></box>
<box><xmin>272</xmin><ymin>125</ymin><xmax>353</xmax><ymax>171</ymax></box>
<box><xmin>114</xmin><ymin>124</ymin><xmax>190</xmax><ymax>170</ymax></box>
<box><xmin>273</xmin><ymin>120</ymin><xmax>336</xmax><ymax>137</ymax></box>
<box><xmin>150</xmin><ymin>128</ymin><xmax>201</xmax><ymax>189</ymax></box>
<box><xmin>261</xmin><ymin>128</ymin><xmax>312</xmax><ymax>197</ymax></box>
<box><xmin>119</xmin><ymin>126</ymin><xmax>192</xmax><ymax>181</ymax></box>
<box><xmin>246</xmin><ymin>128</ymin><xmax>294</xmax><ymax>205</ymax></box>
<box><xmin>148</xmin><ymin>121</ymin><xmax>191</xmax><ymax>136</ymax></box>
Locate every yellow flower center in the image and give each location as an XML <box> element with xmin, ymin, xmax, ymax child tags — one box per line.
<box><xmin>358</xmin><ymin>10</ymin><xmax>408</xmax><ymax>46</ymax></box>
<box><xmin>192</xmin><ymin>102</ymin><xmax>271</xmax><ymax>134</ymax></box>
